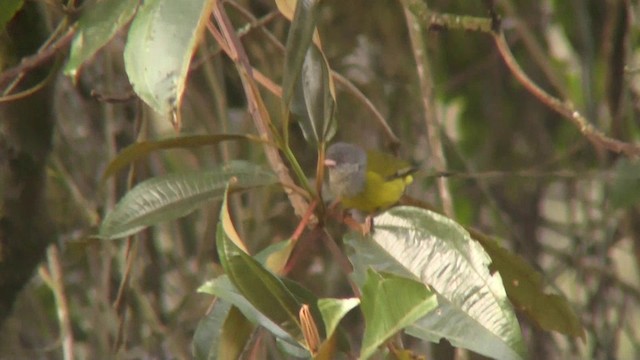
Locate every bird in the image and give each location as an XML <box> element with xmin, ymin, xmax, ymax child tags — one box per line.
<box><xmin>324</xmin><ymin>142</ymin><xmax>416</xmax><ymax>213</ymax></box>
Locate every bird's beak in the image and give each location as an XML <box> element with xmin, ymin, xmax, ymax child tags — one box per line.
<box><xmin>324</xmin><ymin>159</ymin><xmax>337</xmax><ymax>168</ymax></box>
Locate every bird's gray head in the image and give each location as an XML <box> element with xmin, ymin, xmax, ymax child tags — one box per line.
<box><xmin>324</xmin><ymin>142</ymin><xmax>367</xmax><ymax>197</ymax></box>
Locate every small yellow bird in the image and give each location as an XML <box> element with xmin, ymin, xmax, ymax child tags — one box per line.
<box><xmin>324</xmin><ymin>142</ymin><xmax>416</xmax><ymax>213</ymax></box>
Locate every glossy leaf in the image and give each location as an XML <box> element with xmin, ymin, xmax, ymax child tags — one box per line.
<box><xmin>64</xmin><ymin>0</ymin><xmax>138</xmax><ymax>78</ymax></box>
<box><xmin>216</xmin><ymin>186</ymin><xmax>306</xmax><ymax>348</ymax></box>
<box><xmin>98</xmin><ymin>161</ymin><xmax>276</xmax><ymax>239</ymax></box>
<box><xmin>101</xmin><ymin>134</ymin><xmax>264</xmax><ymax>180</ymax></box>
<box><xmin>281</xmin><ymin>0</ymin><xmax>319</xmax><ymax>105</ymax></box>
<box><xmin>359</xmin><ymin>269</ymin><xmax>437</xmax><ymax>360</ymax></box>
<box><xmin>290</xmin><ymin>44</ymin><xmax>337</xmax><ymax>143</ymax></box>
<box><xmin>124</xmin><ymin>0</ymin><xmax>212</xmax><ymax>115</ymax></box>
<box><xmin>346</xmin><ymin>206</ymin><xmax>526</xmax><ymax>360</ymax></box>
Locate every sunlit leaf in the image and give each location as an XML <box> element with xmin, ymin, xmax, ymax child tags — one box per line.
<box><xmin>101</xmin><ymin>134</ymin><xmax>265</xmax><ymax>180</ymax></box>
<box><xmin>359</xmin><ymin>269</ymin><xmax>437</xmax><ymax>359</ymax></box>
<box><xmin>98</xmin><ymin>161</ymin><xmax>276</xmax><ymax>240</ymax></box>
<box><xmin>317</xmin><ymin>297</ymin><xmax>359</xmax><ymax>339</ymax></box>
<box><xmin>124</xmin><ymin>0</ymin><xmax>212</xmax><ymax>115</ymax></box>
<box><xmin>64</xmin><ymin>0</ymin><xmax>138</xmax><ymax>79</ymax></box>
<box><xmin>346</xmin><ymin>206</ymin><xmax>526</xmax><ymax>360</ymax></box>
<box><xmin>274</xmin><ymin>0</ymin><xmax>296</xmax><ymax>20</ymax></box>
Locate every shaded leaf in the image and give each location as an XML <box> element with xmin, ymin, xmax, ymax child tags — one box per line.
<box><xmin>290</xmin><ymin>44</ymin><xmax>336</xmax><ymax>143</ymax></box>
<box><xmin>346</xmin><ymin>206</ymin><xmax>526</xmax><ymax>360</ymax></box>
<box><xmin>64</xmin><ymin>0</ymin><xmax>138</xmax><ymax>78</ymax></box>
<box><xmin>124</xmin><ymin>0</ymin><xmax>212</xmax><ymax>115</ymax></box>
<box><xmin>471</xmin><ymin>230</ymin><xmax>584</xmax><ymax>339</ymax></box>
<box><xmin>98</xmin><ymin>161</ymin><xmax>276</xmax><ymax>239</ymax></box>
<box><xmin>0</xmin><ymin>0</ymin><xmax>23</xmax><ymax>31</ymax></box>
<box><xmin>198</xmin><ymin>276</ymin><xmax>299</xmax><ymax>345</ymax></box>
<box><xmin>101</xmin><ymin>134</ymin><xmax>264</xmax><ymax>180</ymax></box>
<box><xmin>360</xmin><ymin>269</ymin><xmax>437</xmax><ymax>359</ymax></box>
<box><xmin>218</xmin><ymin>306</ymin><xmax>255</xmax><ymax>360</ymax></box>
<box><xmin>192</xmin><ymin>299</ymin><xmax>232</xmax><ymax>360</ymax></box>
<box><xmin>281</xmin><ymin>0</ymin><xmax>319</xmax><ymax>105</ymax></box>
<box><xmin>216</xmin><ymin>186</ymin><xmax>306</xmax><ymax>347</ymax></box>
<box><xmin>609</xmin><ymin>158</ymin><xmax>640</xmax><ymax>209</ymax></box>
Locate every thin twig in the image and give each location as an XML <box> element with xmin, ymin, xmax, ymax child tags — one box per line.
<box><xmin>492</xmin><ymin>31</ymin><xmax>640</xmax><ymax>156</ymax></box>
<box><xmin>44</xmin><ymin>245</ymin><xmax>75</xmax><ymax>360</ymax></box>
<box><xmin>403</xmin><ymin>3</ymin><xmax>455</xmax><ymax>217</ymax></box>
<box><xmin>211</xmin><ymin>2</ymin><xmax>312</xmax><ymax>221</ymax></box>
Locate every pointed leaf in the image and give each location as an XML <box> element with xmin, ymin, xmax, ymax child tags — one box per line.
<box><xmin>98</xmin><ymin>161</ymin><xmax>276</xmax><ymax>239</ymax></box>
<box><xmin>281</xmin><ymin>0</ymin><xmax>320</xmax><ymax>105</ymax></box>
<box><xmin>64</xmin><ymin>0</ymin><xmax>138</xmax><ymax>78</ymax></box>
<box><xmin>471</xmin><ymin>230</ymin><xmax>584</xmax><ymax>338</ymax></box>
<box><xmin>359</xmin><ymin>269</ymin><xmax>437</xmax><ymax>359</ymax></box>
<box><xmin>216</xmin><ymin>186</ymin><xmax>306</xmax><ymax>347</ymax></box>
<box><xmin>317</xmin><ymin>297</ymin><xmax>359</xmax><ymax>339</ymax></box>
<box><xmin>124</xmin><ymin>0</ymin><xmax>213</xmax><ymax>115</ymax></box>
<box><xmin>101</xmin><ymin>134</ymin><xmax>264</xmax><ymax>180</ymax></box>
<box><xmin>346</xmin><ymin>206</ymin><xmax>526</xmax><ymax>360</ymax></box>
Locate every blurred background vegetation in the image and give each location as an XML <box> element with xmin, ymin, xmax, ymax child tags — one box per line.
<box><xmin>1</xmin><ymin>0</ymin><xmax>640</xmax><ymax>358</ymax></box>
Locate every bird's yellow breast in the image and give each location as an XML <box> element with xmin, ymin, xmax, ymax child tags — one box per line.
<box><xmin>340</xmin><ymin>171</ymin><xmax>412</xmax><ymax>213</ymax></box>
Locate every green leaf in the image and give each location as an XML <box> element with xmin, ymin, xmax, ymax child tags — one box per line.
<box><xmin>281</xmin><ymin>0</ymin><xmax>319</xmax><ymax>105</ymax></box>
<box><xmin>471</xmin><ymin>230</ymin><xmax>584</xmax><ymax>339</ymax></box>
<box><xmin>64</xmin><ymin>0</ymin><xmax>138</xmax><ymax>78</ymax></box>
<box><xmin>216</xmin><ymin>186</ymin><xmax>306</xmax><ymax>348</ymax></box>
<box><xmin>218</xmin><ymin>306</ymin><xmax>255</xmax><ymax>360</ymax></box>
<box><xmin>290</xmin><ymin>44</ymin><xmax>337</xmax><ymax>143</ymax></box>
<box><xmin>98</xmin><ymin>161</ymin><xmax>276</xmax><ymax>239</ymax></box>
<box><xmin>192</xmin><ymin>299</ymin><xmax>231</xmax><ymax>360</ymax></box>
<box><xmin>317</xmin><ymin>297</ymin><xmax>359</xmax><ymax>340</ymax></box>
<box><xmin>346</xmin><ymin>206</ymin><xmax>526</xmax><ymax>360</ymax></box>
<box><xmin>359</xmin><ymin>269</ymin><xmax>437</xmax><ymax>360</ymax></box>
<box><xmin>609</xmin><ymin>158</ymin><xmax>640</xmax><ymax>209</ymax></box>
<box><xmin>0</xmin><ymin>0</ymin><xmax>23</xmax><ymax>31</ymax></box>
<box><xmin>198</xmin><ymin>276</ymin><xmax>300</xmax><ymax>346</ymax></box>
<box><xmin>124</xmin><ymin>0</ymin><xmax>212</xmax><ymax>115</ymax></box>
<box><xmin>101</xmin><ymin>134</ymin><xmax>264</xmax><ymax>180</ymax></box>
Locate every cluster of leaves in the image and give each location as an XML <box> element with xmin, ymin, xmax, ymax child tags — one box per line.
<box><xmin>66</xmin><ymin>0</ymin><xmax>587</xmax><ymax>359</ymax></box>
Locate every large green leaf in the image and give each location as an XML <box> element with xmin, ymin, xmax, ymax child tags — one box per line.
<box><xmin>124</xmin><ymin>0</ymin><xmax>212</xmax><ymax>115</ymax></box>
<box><xmin>216</xmin><ymin>186</ymin><xmax>306</xmax><ymax>349</ymax></box>
<box><xmin>346</xmin><ymin>206</ymin><xmax>526</xmax><ymax>360</ymax></box>
<box><xmin>98</xmin><ymin>161</ymin><xmax>276</xmax><ymax>240</ymax></box>
<box><xmin>360</xmin><ymin>269</ymin><xmax>437</xmax><ymax>360</ymax></box>
<box><xmin>64</xmin><ymin>0</ymin><xmax>139</xmax><ymax>78</ymax></box>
